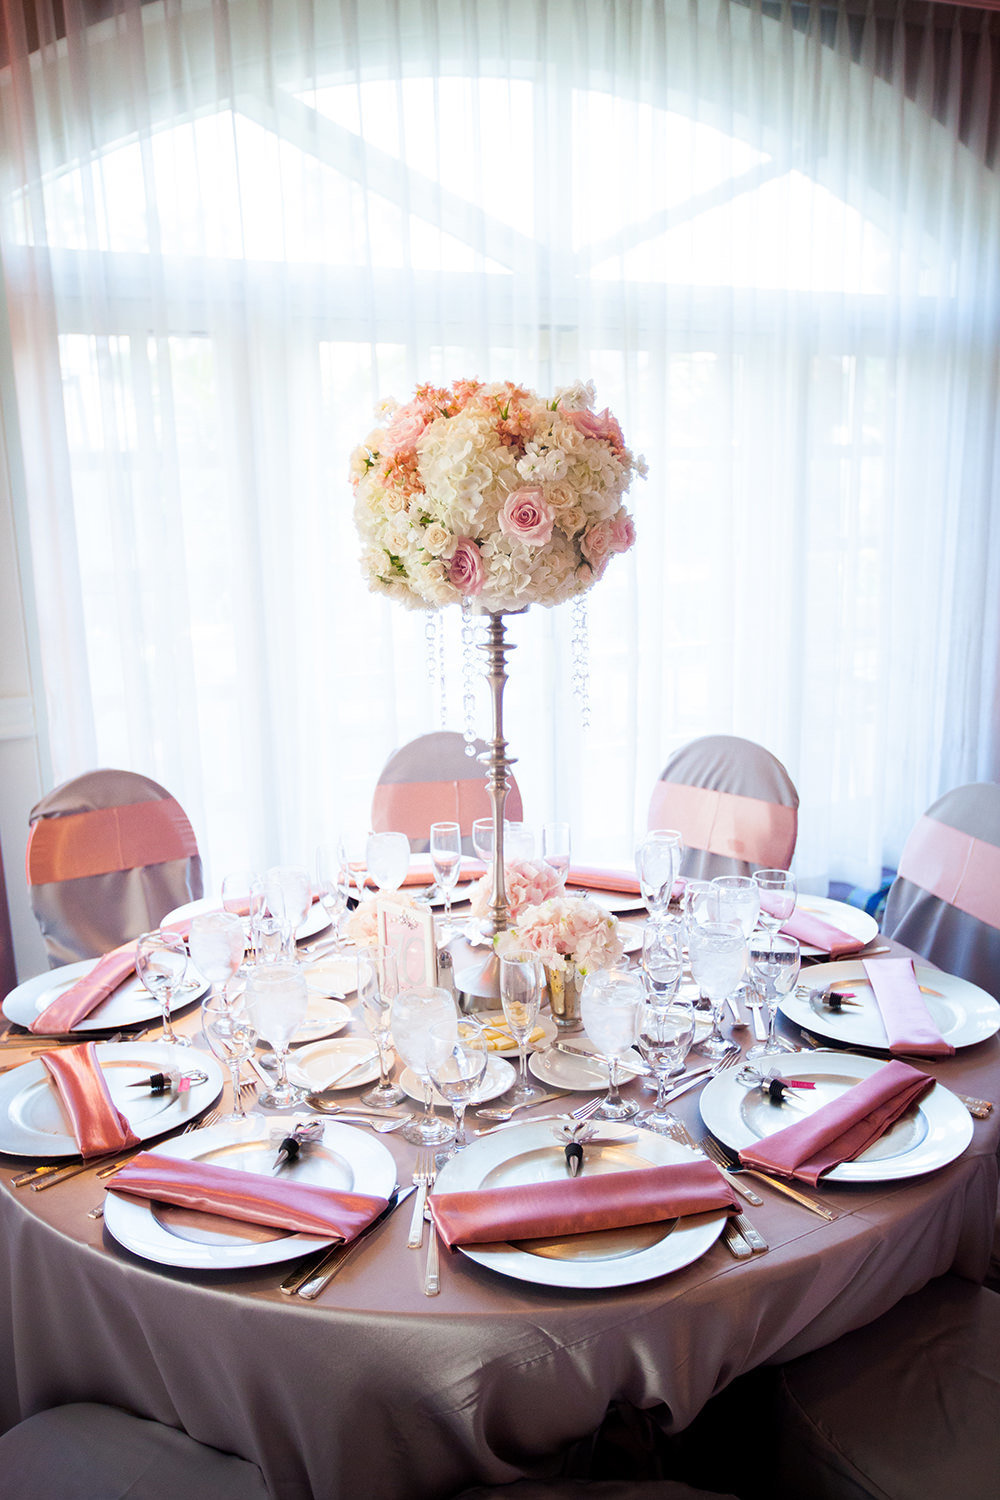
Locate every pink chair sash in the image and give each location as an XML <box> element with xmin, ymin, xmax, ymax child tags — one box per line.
<box><xmin>648</xmin><ymin>782</ymin><xmax>796</xmax><ymax>868</ymax></box>
<box><xmin>27</xmin><ymin>799</ymin><xmax>199</xmax><ymax>885</ymax></box>
<box><xmin>897</xmin><ymin>815</ymin><xmax>1000</xmax><ymax>933</ymax></box>
<box><xmin>371</xmin><ymin>779</ymin><xmax>523</xmax><ymax>843</ymax></box>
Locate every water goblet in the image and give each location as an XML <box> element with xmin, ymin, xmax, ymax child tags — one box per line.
<box><xmin>753</xmin><ymin>869</ymin><xmax>798</xmax><ymax>938</ymax></box>
<box><xmin>471</xmin><ymin>818</ymin><xmax>496</xmax><ymax>866</ymax></box>
<box><xmin>682</xmin><ymin>879</ymin><xmax>715</xmax><ymax>936</ymax></box>
<box><xmin>636</xmin><ymin>830</ymin><xmax>683</xmax><ymax>925</ymax></box>
<box><xmin>746</xmin><ymin>933</ymin><xmax>802</xmax><ymax>1059</ymax></box>
<box><xmin>315</xmin><ymin>843</ymin><xmax>350</xmax><ymax>951</ymax></box>
<box><xmin>635</xmin><ymin>998</ymin><xmax>696</xmax><ymax>1133</ymax></box>
<box><xmin>188</xmin><ymin>911</ymin><xmax>245</xmax><ymax>1009</ymax></box>
<box><xmin>201</xmin><ymin>994</ymin><xmax>257</xmax><ymax>1121</ymax></box>
<box><xmin>541</xmin><ymin>822</ymin><xmax>571</xmax><ymax>889</ymax></box>
<box><xmin>265</xmin><ymin>866</ymin><xmax>312</xmax><ymax>958</ymax></box>
<box><xmin>366</xmin><ymin>831</ymin><xmax>410</xmax><ymax>895</ymax></box>
<box><xmin>429</xmin><ymin>821</ymin><xmax>463</xmax><ymax>939</ymax></box>
<box><xmin>357</xmin><ymin>946</ymin><xmax>405</xmax><ymax>1107</ymax></box>
<box><xmin>505</xmin><ymin>823</ymin><xmax>535</xmax><ymax>860</ymax></box>
<box><xmin>710</xmin><ymin>876</ymin><xmax>761</xmax><ymax>938</ymax></box>
<box><xmin>135</xmin><ymin>930</ymin><xmax>191</xmax><ymax>1047</ymax></box>
<box><xmin>499</xmin><ymin>956</ymin><xmax>543</xmax><ymax>1105</ymax></box>
<box><xmin>390</xmin><ymin>985</ymin><xmax>458</xmax><ymax>1146</ymax></box>
<box><xmin>580</xmin><ymin>968</ymin><xmax>645</xmax><ymax>1121</ymax></box>
<box><xmin>426</xmin><ymin>1015</ymin><xmax>488</xmax><ymax>1158</ymax></box>
<box><xmin>688</xmin><ymin>922</ymin><xmax>746</xmax><ymax>1059</ymax></box>
<box><xmin>243</xmin><ymin>963</ymin><xmax>308</xmax><ymax>1108</ymax></box>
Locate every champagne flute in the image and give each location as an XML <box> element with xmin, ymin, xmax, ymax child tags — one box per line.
<box><xmin>753</xmin><ymin>869</ymin><xmax>798</xmax><ymax>940</ymax></box>
<box><xmin>688</xmin><ymin>921</ymin><xmax>745</xmax><ymax>1059</ymax></box>
<box><xmin>635</xmin><ymin>998</ymin><xmax>696</xmax><ymax>1133</ymax></box>
<box><xmin>315</xmin><ymin>843</ymin><xmax>349</xmax><ymax>952</ymax></box>
<box><xmin>135</xmin><ymin>930</ymin><xmax>191</xmax><ymax>1047</ymax></box>
<box><xmin>641</xmin><ymin>920</ymin><xmax>684</xmax><ymax>1006</ymax></box>
<box><xmin>390</xmin><ymin>985</ymin><xmax>458</xmax><ymax>1146</ymax></box>
<box><xmin>499</xmin><ymin>956</ymin><xmax>543</xmax><ymax>1105</ymax></box>
<box><xmin>429</xmin><ymin>821</ymin><xmax>462</xmax><ymax>938</ymax></box>
<box><xmin>243</xmin><ymin>963</ymin><xmax>308</xmax><ymax>1108</ymax></box>
<box><xmin>201</xmin><ymin>994</ymin><xmax>257</xmax><ymax>1121</ymax></box>
<box><xmin>636</xmin><ymin>830</ymin><xmax>683</xmax><ymax>925</ymax></box>
<box><xmin>580</xmin><ymin>969</ymin><xmax>645</xmax><ymax>1120</ymax></box>
<box><xmin>366</xmin><ymin>831</ymin><xmax>410</xmax><ymax>895</ymax></box>
<box><xmin>541</xmin><ymin>822</ymin><xmax>571</xmax><ymax>889</ymax></box>
<box><xmin>426</xmin><ymin>1016</ymin><xmax>488</xmax><ymax>1156</ymax></box>
<box><xmin>188</xmin><ymin>911</ymin><xmax>245</xmax><ymax>1009</ymax></box>
<box><xmin>746</xmin><ymin>933</ymin><xmax>802</xmax><ymax>1059</ymax></box>
<box><xmin>357</xmin><ymin>946</ymin><xmax>405</xmax><ymax>1107</ymax></box>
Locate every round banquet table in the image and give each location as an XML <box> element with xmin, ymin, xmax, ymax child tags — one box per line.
<box><xmin>0</xmin><ymin>943</ymin><xmax>997</xmax><ymax>1500</ymax></box>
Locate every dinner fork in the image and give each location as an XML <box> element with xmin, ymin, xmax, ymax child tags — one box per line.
<box><xmin>663</xmin><ymin>1120</ymin><xmax>768</xmax><ymax>1255</ymax></box>
<box><xmin>407</xmin><ymin>1151</ymin><xmax>436</xmax><ymax>1250</ymax></box>
<box><xmin>422</xmin><ymin>1168</ymin><xmax>440</xmax><ymax>1296</ymax></box>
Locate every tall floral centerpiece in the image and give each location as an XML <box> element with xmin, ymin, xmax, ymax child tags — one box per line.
<box><xmin>496</xmin><ymin>897</ymin><xmax>625</xmax><ymax>1030</ymax></box>
<box><xmin>351</xmin><ymin>378</ymin><xmax>644</xmax><ymax>995</ymax></box>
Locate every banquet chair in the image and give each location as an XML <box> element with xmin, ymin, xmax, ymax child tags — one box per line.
<box><xmin>882</xmin><ymin>782</ymin><xmax>1000</xmax><ymax>1001</ymax></box>
<box><xmin>371</xmin><ymin>730</ymin><xmax>524</xmax><ymax>853</ymax></box>
<box><xmin>26</xmin><ymin>768</ymin><xmax>203</xmax><ymax>967</ymax></box>
<box><xmin>0</xmin><ymin>1402</ymin><xmax>271</xmax><ymax>1499</ymax></box>
<box><xmin>647</xmin><ymin>735</ymin><xmax>798</xmax><ymax>879</ymax></box>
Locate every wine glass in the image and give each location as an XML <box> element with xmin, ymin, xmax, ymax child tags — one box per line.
<box><xmin>366</xmin><ymin>831</ymin><xmax>410</xmax><ymax>895</ymax></box>
<box><xmin>188</xmin><ymin>911</ymin><xmax>245</xmax><ymax>1009</ymax></box>
<box><xmin>135</xmin><ymin>930</ymin><xmax>191</xmax><ymax>1047</ymax></box>
<box><xmin>682</xmin><ymin>879</ymin><xmax>715</xmax><ymax>935</ymax></box>
<box><xmin>753</xmin><ymin>869</ymin><xmax>798</xmax><ymax>939</ymax></box>
<box><xmin>201</xmin><ymin>994</ymin><xmax>257</xmax><ymax>1121</ymax></box>
<box><xmin>265</xmin><ymin>866</ymin><xmax>312</xmax><ymax>958</ymax></box>
<box><xmin>243</xmin><ymin>963</ymin><xmax>308</xmax><ymax>1108</ymax></box>
<box><xmin>221</xmin><ymin>870</ymin><xmax>258</xmax><ymax>948</ymax></box>
<box><xmin>499</xmin><ymin>956</ymin><xmax>543</xmax><ymax>1105</ymax></box>
<box><xmin>580</xmin><ymin>968</ymin><xmax>645</xmax><ymax>1121</ymax></box>
<box><xmin>429</xmin><ymin>821</ymin><xmax>462</xmax><ymax>938</ymax></box>
<box><xmin>315</xmin><ymin>843</ymin><xmax>349</xmax><ymax>951</ymax></box>
<box><xmin>541</xmin><ymin>822</ymin><xmax>571</xmax><ymax>889</ymax></box>
<box><xmin>746</xmin><ymin>933</ymin><xmax>802</xmax><ymax>1059</ymax></box>
<box><xmin>390</xmin><ymin>985</ymin><xmax>458</xmax><ymax>1146</ymax></box>
<box><xmin>426</xmin><ymin>1015</ymin><xmax>488</xmax><ymax>1157</ymax></box>
<box><xmin>635</xmin><ymin>997</ymin><xmax>696</xmax><ymax>1133</ymax></box>
<box><xmin>641</xmin><ymin>920</ymin><xmax>684</xmax><ymax>1004</ymax></box>
<box><xmin>688</xmin><ymin>922</ymin><xmax>746</xmax><ymax>1059</ymax></box>
<box><xmin>357</xmin><ymin>946</ymin><xmax>405</xmax><ymax>1107</ymax></box>
<box><xmin>635</xmin><ymin>830</ymin><xmax>683</xmax><ymax>925</ymax></box>
<box><xmin>339</xmin><ymin>830</ymin><xmax>369</xmax><ymax>909</ymax></box>
<box><xmin>471</xmin><ymin>818</ymin><xmax>496</xmax><ymax>866</ymax></box>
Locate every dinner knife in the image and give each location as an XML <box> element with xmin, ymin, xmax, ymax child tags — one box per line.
<box><xmin>285</xmin><ymin>1185</ymin><xmax>418</xmax><ymax>1300</ymax></box>
<box><xmin>279</xmin><ymin>1183</ymin><xmax>405</xmax><ymax>1296</ymax></box>
<box><xmin>551</xmin><ymin>1043</ymin><xmax>651</xmax><ymax>1079</ymax></box>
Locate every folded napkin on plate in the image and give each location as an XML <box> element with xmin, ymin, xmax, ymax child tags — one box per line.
<box><xmin>29</xmin><ymin>942</ymin><xmax>141</xmax><ymax>1035</ymax></box>
<box><xmin>567</xmin><ymin>868</ymin><xmax>687</xmax><ymax>901</ymax></box>
<box><xmin>428</xmin><ymin>1160</ymin><xmax>738</xmax><ymax>1251</ymax></box>
<box><xmin>778</xmin><ymin>906</ymin><xmax>864</xmax><ymax>957</ymax></box>
<box><xmin>738</xmin><ymin>1059</ymin><xmax>936</xmax><ymax>1185</ymax></box>
<box><xmin>110</xmin><ymin>1153</ymin><xmax>388</xmax><ymax>1239</ymax></box>
<box><xmin>863</xmin><ymin>958</ymin><xmax>954</xmax><ymax>1059</ymax></box>
<box><xmin>42</xmin><ymin>1042</ymin><xmax>141</xmax><ymax>1159</ymax></box>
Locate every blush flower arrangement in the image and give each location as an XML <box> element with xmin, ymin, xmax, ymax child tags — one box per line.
<box><xmin>494</xmin><ymin>896</ymin><xmax>624</xmax><ymax>976</ymax></box>
<box><xmin>468</xmin><ymin>859</ymin><xmax>564</xmax><ymax>922</ymax></box>
<box><xmin>351</xmin><ymin>378</ymin><xmax>644</xmax><ymax>612</ymax></box>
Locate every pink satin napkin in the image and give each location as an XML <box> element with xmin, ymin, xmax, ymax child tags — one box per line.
<box><xmin>41</xmin><ymin>1043</ymin><xmax>141</xmax><ymax>1159</ymax></box>
<box><xmin>738</xmin><ymin>1059</ymin><xmax>936</xmax><ymax>1185</ymax></box>
<box><xmin>862</xmin><ymin>958</ymin><xmax>954</xmax><ymax>1059</ymax></box>
<box><xmin>110</xmin><ymin>1153</ymin><xmax>389</xmax><ymax>1240</ymax></box>
<box><xmin>428</xmin><ymin>1160</ymin><xmax>738</xmax><ymax>1251</ymax></box>
<box><xmin>29</xmin><ymin>942</ymin><xmax>141</xmax><ymax>1035</ymax></box>
<box><xmin>778</xmin><ymin>906</ymin><xmax>864</xmax><ymax>957</ymax></box>
<box><xmin>567</xmin><ymin>868</ymin><xmax>687</xmax><ymax>901</ymax></box>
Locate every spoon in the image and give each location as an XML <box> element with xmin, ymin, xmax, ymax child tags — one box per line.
<box><xmin>475</xmin><ymin>1090</ymin><xmax>567</xmax><ymax>1122</ymax></box>
<box><xmin>306</xmin><ymin>1102</ymin><xmax>413</xmax><ymax>1133</ymax></box>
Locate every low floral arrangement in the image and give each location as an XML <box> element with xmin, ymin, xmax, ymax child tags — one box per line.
<box><xmin>468</xmin><ymin>859</ymin><xmax>563</xmax><ymax>922</ymax></box>
<box><xmin>351</xmin><ymin>378</ymin><xmax>644</xmax><ymax>612</ymax></box>
<box><xmin>494</xmin><ymin>896</ymin><xmax>624</xmax><ymax>975</ymax></box>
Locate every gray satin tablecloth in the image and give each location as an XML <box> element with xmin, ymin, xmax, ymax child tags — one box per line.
<box><xmin>0</xmin><ymin>964</ymin><xmax>997</xmax><ymax>1500</ymax></box>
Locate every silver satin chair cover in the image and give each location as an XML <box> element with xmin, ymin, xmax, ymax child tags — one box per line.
<box><xmin>0</xmin><ymin>1403</ymin><xmax>271</xmax><ymax>1500</ymax></box>
<box><xmin>371</xmin><ymin>731</ymin><xmax>524</xmax><ymax>854</ymax></box>
<box><xmin>883</xmin><ymin>782</ymin><xmax>1000</xmax><ymax>1002</ymax></box>
<box><xmin>27</xmin><ymin>769</ymin><xmax>204</xmax><ymax>968</ymax></box>
<box><xmin>647</xmin><ymin>735</ymin><xmax>798</xmax><ymax>879</ymax></box>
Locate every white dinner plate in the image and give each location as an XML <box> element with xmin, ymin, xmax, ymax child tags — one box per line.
<box><xmin>103</xmin><ymin>1116</ymin><xmax>395</xmax><ymax>1270</ymax></box>
<box><xmin>433</xmin><ymin>1120</ymin><xmax>728</xmax><ymax>1288</ymax></box>
<box><xmin>699</xmin><ymin>1049</ymin><xmax>973</xmax><ymax>1183</ymax></box>
<box><xmin>0</xmin><ymin>1042</ymin><xmax>224</xmax><ymax>1159</ymax></box>
<box><xmin>791</xmin><ymin>896</ymin><xmax>879</xmax><ymax>957</ymax></box>
<box><xmin>529</xmin><ymin>1041</ymin><xmax>645</xmax><ymax>1092</ymax></box>
<box><xmin>289</xmin><ymin>1036</ymin><xmax>381</xmax><ymax>1091</ymax></box>
<box><xmin>399</xmin><ymin>1054</ymin><xmax>516</xmax><ymax>1108</ymax></box>
<box><xmin>565</xmin><ymin>889</ymin><xmax>647</xmax><ymax>916</ymax></box>
<box><xmin>779</xmin><ymin>960</ymin><xmax>1000</xmax><ymax>1052</ymax></box>
<box><xmin>3</xmin><ymin>960</ymin><xmax>209</xmax><ymax>1036</ymax></box>
<box><xmin>161</xmin><ymin>896</ymin><xmax>331</xmax><ymax>943</ymax></box>
<box><xmin>617</xmin><ymin>921</ymin><xmax>644</xmax><ymax>955</ymax></box>
<box><xmin>290</xmin><ymin>996</ymin><xmax>351</xmax><ymax>1044</ymax></box>
<box><xmin>303</xmin><ymin>955</ymin><xmax>357</xmax><ymax>998</ymax></box>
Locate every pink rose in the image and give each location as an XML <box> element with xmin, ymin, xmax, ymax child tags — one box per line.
<box><xmin>383</xmin><ymin>400</ymin><xmax>431</xmax><ymax>458</ymax></box>
<box><xmin>567</xmin><ymin>407</ymin><xmax>625</xmax><ymax>447</ymax></box>
<box><xmin>580</xmin><ymin>520</ymin><xmax>613</xmax><ymax>570</ymax></box>
<box><xmin>448</xmin><ymin>538</ymin><xmax>485</xmax><ymax>595</ymax></box>
<box><xmin>606</xmin><ymin>510</ymin><xmax>635</xmax><ymax>555</ymax></box>
<box><xmin>498</xmin><ymin>487</ymin><xmax>555</xmax><ymax>546</ymax></box>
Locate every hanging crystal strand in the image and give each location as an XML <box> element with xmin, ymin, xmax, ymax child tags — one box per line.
<box><xmin>461</xmin><ymin>599</ymin><xmax>480</xmax><ymax>754</ymax></box>
<box><xmin>570</xmin><ymin>595</ymin><xmax>591</xmax><ymax>728</ymax></box>
<box><xmin>437</xmin><ymin>609</ymin><xmax>448</xmax><ymax>728</ymax></box>
<box><xmin>425</xmin><ymin>612</ymin><xmax>444</xmax><ymax>726</ymax></box>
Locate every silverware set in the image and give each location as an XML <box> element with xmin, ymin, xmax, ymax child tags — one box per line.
<box><xmin>663</xmin><ymin>1119</ymin><xmax>768</xmax><ymax>1258</ymax></box>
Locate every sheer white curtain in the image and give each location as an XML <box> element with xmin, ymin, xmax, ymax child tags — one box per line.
<box><xmin>1</xmin><ymin>0</ymin><xmax>997</xmax><ymax>894</ymax></box>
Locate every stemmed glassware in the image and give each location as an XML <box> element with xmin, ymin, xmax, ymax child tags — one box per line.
<box><xmin>635</xmin><ymin>996</ymin><xmax>696</xmax><ymax>1133</ymax></box>
<box><xmin>471</xmin><ymin>818</ymin><xmax>497</xmax><ymax>866</ymax></box>
<box><xmin>135</xmin><ymin>930</ymin><xmax>191</xmax><ymax>1047</ymax></box>
<box><xmin>315</xmin><ymin>843</ymin><xmax>350</xmax><ymax>951</ymax></box>
<box><xmin>746</xmin><ymin>933</ymin><xmax>802</xmax><ymax>1059</ymax></box>
<box><xmin>188</xmin><ymin>911</ymin><xmax>245</xmax><ymax>1010</ymax></box>
<box><xmin>249</xmin><ymin>878</ymin><xmax>288</xmax><ymax>964</ymax></box>
<box><xmin>641</xmin><ymin>920</ymin><xmax>685</xmax><ymax>1002</ymax></box>
<box><xmin>541</xmin><ymin>822</ymin><xmax>571</xmax><ymax>889</ymax></box>
<box><xmin>426</xmin><ymin>1015</ymin><xmax>488</xmax><ymax>1158</ymax></box>
<box><xmin>688</xmin><ymin>921</ymin><xmax>746</xmax><ymax>1059</ymax></box>
<box><xmin>366</xmin><ymin>832</ymin><xmax>410</xmax><ymax>895</ymax></box>
<box><xmin>682</xmin><ymin>880</ymin><xmax>715</xmax><ymax>935</ymax></box>
<box><xmin>221</xmin><ymin>870</ymin><xmax>258</xmax><ymax>951</ymax></box>
<box><xmin>264</xmin><ymin>866</ymin><xmax>312</xmax><ymax>958</ymax></box>
<box><xmin>710</xmin><ymin>876</ymin><xmax>761</xmax><ymax>938</ymax></box>
<box><xmin>243</xmin><ymin>963</ymin><xmax>308</xmax><ymax>1108</ymax></box>
<box><xmin>753</xmin><ymin>869</ymin><xmax>798</xmax><ymax>941</ymax></box>
<box><xmin>201</xmin><ymin>994</ymin><xmax>257</xmax><ymax>1122</ymax></box>
<box><xmin>636</xmin><ymin>830</ymin><xmax>683</xmax><ymax>925</ymax></box>
<box><xmin>499</xmin><ymin>956</ymin><xmax>543</xmax><ymax>1105</ymax></box>
<box><xmin>429</xmin><ymin>821</ymin><xmax>463</xmax><ymax>938</ymax></box>
<box><xmin>389</xmin><ymin>985</ymin><xmax>458</xmax><ymax>1146</ymax></box>
<box><xmin>580</xmin><ymin>969</ymin><xmax>645</xmax><ymax>1121</ymax></box>
<box><xmin>339</xmin><ymin>830</ymin><xmax>369</xmax><ymax>909</ymax></box>
<box><xmin>357</xmin><ymin>947</ymin><xmax>405</xmax><ymax>1107</ymax></box>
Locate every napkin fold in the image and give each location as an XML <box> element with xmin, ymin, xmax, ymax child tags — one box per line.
<box><xmin>738</xmin><ymin>1059</ymin><xmax>936</xmax><ymax>1185</ymax></box>
<box><xmin>428</xmin><ymin>1159</ymin><xmax>738</xmax><ymax>1251</ymax></box>
<box><xmin>778</xmin><ymin>907</ymin><xmax>864</xmax><ymax>957</ymax></box>
<box><xmin>110</xmin><ymin>1153</ymin><xmax>389</xmax><ymax>1240</ymax></box>
<box><xmin>42</xmin><ymin>1042</ymin><xmax>141</xmax><ymax>1159</ymax></box>
<box><xmin>29</xmin><ymin>942</ymin><xmax>141</xmax><ymax>1035</ymax></box>
<box><xmin>863</xmin><ymin>958</ymin><xmax>954</xmax><ymax>1059</ymax></box>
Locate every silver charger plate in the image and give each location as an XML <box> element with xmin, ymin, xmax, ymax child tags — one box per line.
<box><xmin>434</xmin><ymin>1121</ymin><xmax>727</xmax><ymax>1289</ymax></box>
<box><xmin>0</xmin><ymin>1042</ymin><xmax>224</xmax><ymax>1158</ymax></box>
<box><xmin>791</xmin><ymin>896</ymin><xmax>879</xmax><ymax>956</ymax></box>
<box><xmin>103</xmin><ymin>1117</ymin><xmax>395</xmax><ymax>1269</ymax></box>
<box><xmin>699</xmin><ymin>1049</ymin><xmax>973</xmax><ymax>1183</ymax></box>
<box><xmin>779</xmin><ymin>960</ymin><xmax>1000</xmax><ymax>1051</ymax></box>
<box><xmin>3</xmin><ymin>959</ymin><xmax>209</xmax><ymax>1035</ymax></box>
